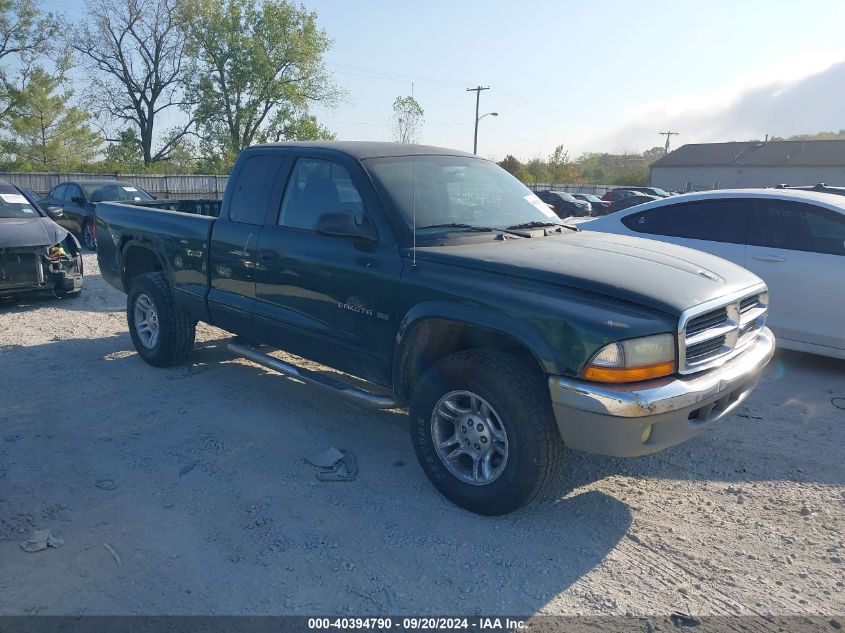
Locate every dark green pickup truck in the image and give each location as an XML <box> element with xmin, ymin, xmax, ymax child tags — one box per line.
<box><xmin>97</xmin><ymin>141</ymin><xmax>774</xmax><ymax>515</ymax></box>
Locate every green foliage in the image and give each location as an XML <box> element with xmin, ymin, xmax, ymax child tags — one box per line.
<box><xmin>497</xmin><ymin>154</ymin><xmax>525</xmax><ymax>180</ymax></box>
<box><xmin>2</xmin><ymin>68</ymin><xmax>101</xmax><ymax>170</ymax></box>
<box><xmin>180</xmin><ymin>0</ymin><xmax>339</xmax><ymax>156</ymax></box>
<box><xmin>768</xmin><ymin>130</ymin><xmax>845</xmax><ymax>141</ymax></box>
<box><xmin>101</xmin><ymin>129</ymin><xmax>144</xmax><ymax>172</ymax></box>
<box><xmin>391</xmin><ymin>95</ymin><xmax>424</xmax><ymax>143</ymax></box>
<box><xmin>0</xmin><ymin>0</ymin><xmax>59</xmax><ymax>122</ymax></box>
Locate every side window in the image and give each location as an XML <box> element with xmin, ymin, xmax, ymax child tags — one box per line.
<box><xmin>228</xmin><ymin>155</ymin><xmax>285</xmax><ymax>224</ymax></box>
<box><xmin>622</xmin><ymin>200</ymin><xmax>748</xmax><ymax>244</ymax></box>
<box><xmin>50</xmin><ymin>184</ymin><xmax>67</xmax><ymax>201</ymax></box>
<box><xmin>65</xmin><ymin>184</ymin><xmax>83</xmax><ymax>203</ymax></box>
<box><xmin>278</xmin><ymin>158</ymin><xmax>364</xmax><ymax>230</ymax></box>
<box><xmin>751</xmin><ymin>201</ymin><xmax>845</xmax><ymax>255</ymax></box>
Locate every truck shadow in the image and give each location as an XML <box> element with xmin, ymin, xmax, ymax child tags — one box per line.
<box><xmin>1</xmin><ymin>334</ymin><xmax>842</xmax><ymax>615</ymax></box>
<box><xmin>1</xmin><ymin>332</ymin><xmax>630</xmax><ymax>616</ymax></box>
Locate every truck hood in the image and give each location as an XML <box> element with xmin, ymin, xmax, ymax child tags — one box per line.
<box><xmin>0</xmin><ymin>217</ymin><xmax>69</xmax><ymax>249</ymax></box>
<box><xmin>412</xmin><ymin>231</ymin><xmax>763</xmax><ymax>316</ymax></box>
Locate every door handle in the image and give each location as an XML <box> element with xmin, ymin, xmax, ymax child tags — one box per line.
<box><xmin>752</xmin><ymin>255</ymin><xmax>786</xmax><ymax>263</ymax></box>
<box><xmin>259</xmin><ymin>250</ymin><xmax>278</xmax><ymax>263</ymax></box>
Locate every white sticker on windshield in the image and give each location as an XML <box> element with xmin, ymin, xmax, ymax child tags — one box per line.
<box><xmin>122</xmin><ymin>186</ymin><xmax>138</xmax><ymax>192</ymax></box>
<box><xmin>0</xmin><ymin>193</ymin><xmax>29</xmax><ymax>204</ymax></box>
<box><xmin>524</xmin><ymin>194</ymin><xmax>558</xmax><ymax>218</ymax></box>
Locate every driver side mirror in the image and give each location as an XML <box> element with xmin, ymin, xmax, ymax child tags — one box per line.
<box><xmin>315</xmin><ymin>210</ymin><xmax>377</xmax><ymax>242</ymax></box>
<box><xmin>44</xmin><ymin>205</ymin><xmax>63</xmax><ymax>219</ymax></box>
<box><xmin>71</xmin><ymin>196</ymin><xmax>85</xmax><ymax>205</ymax></box>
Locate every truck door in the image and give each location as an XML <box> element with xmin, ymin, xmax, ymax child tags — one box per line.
<box><xmin>252</xmin><ymin>152</ymin><xmax>402</xmax><ymax>385</ymax></box>
<box><xmin>208</xmin><ymin>152</ymin><xmax>288</xmax><ymax>335</ymax></box>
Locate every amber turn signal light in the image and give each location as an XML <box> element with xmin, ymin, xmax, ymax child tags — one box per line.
<box><xmin>582</xmin><ymin>361</ymin><xmax>676</xmax><ymax>383</ymax></box>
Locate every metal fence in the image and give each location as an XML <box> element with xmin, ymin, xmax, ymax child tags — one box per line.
<box><xmin>0</xmin><ymin>171</ymin><xmax>639</xmax><ymax>201</ymax></box>
<box><xmin>0</xmin><ymin>172</ymin><xmax>230</xmax><ymax>199</ymax></box>
<box><xmin>527</xmin><ymin>183</ymin><xmax>640</xmax><ymax>196</ymax></box>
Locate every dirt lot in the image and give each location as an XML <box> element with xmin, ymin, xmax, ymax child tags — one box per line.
<box><xmin>0</xmin><ymin>253</ymin><xmax>843</xmax><ymax>617</ymax></box>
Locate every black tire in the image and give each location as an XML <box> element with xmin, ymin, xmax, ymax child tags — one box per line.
<box><xmin>81</xmin><ymin>220</ymin><xmax>97</xmax><ymax>251</ymax></box>
<box><xmin>127</xmin><ymin>272</ymin><xmax>196</xmax><ymax>367</ymax></box>
<box><xmin>410</xmin><ymin>349</ymin><xmax>564</xmax><ymax>515</ymax></box>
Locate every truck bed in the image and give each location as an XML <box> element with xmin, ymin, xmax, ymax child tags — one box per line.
<box><xmin>95</xmin><ymin>200</ymin><xmax>216</xmax><ymax>316</ymax></box>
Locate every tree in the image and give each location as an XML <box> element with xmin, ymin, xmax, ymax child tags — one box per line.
<box><xmin>390</xmin><ymin>95</ymin><xmax>423</xmax><ymax>143</ymax></box>
<box><xmin>547</xmin><ymin>145</ymin><xmax>585</xmax><ymax>184</ymax></box>
<box><xmin>497</xmin><ymin>154</ymin><xmax>524</xmax><ymax>179</ymax></box>
<box><xmin>180</xmin><ymin>0</ymin><xmax>340</xmax><ymax>155</ymax></box>
<box><xmin>73</xmin><ymin>0</ymin><xmax>192</xmax><ymax>165</ymax></box>
<box><xmin>0</xmin><ymin>0</ymin><xmax>59</xmax><ymax>122</ymax></box>
<box><xmin>4</xmin><ymin>67</ymin><xmax>101</xmax><ymax>169</ymax></box>
<box><xmin>101</xmin><ymin>129</ymin><xmax>145</xmax><ymax>171</ymax></box>
<box><xmin>524</xmin><ymin>157</ymin><xmax>549</xmax><ymax>184</ymax></box>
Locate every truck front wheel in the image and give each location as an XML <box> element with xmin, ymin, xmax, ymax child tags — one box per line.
<box><xmin>410</xmin><ymin>349</ymin><xmax>564</xmax><ymax>515</ymax></box>
<box><xmin>127</xmin><ymin>272</ymin><xmax>196</xmax><ymax>367</ymax></box>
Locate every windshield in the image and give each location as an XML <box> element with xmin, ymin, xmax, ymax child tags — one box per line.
<box><xmin>552</xmin><ymin>191</ymin><xmax>577</xmax><ymax>202</ymax></box>
<box><xmin>81</xmin><ymin>183</ymin><xmax>153</xmax><ymax>203</ymax></box>
<box><xmin>580</xmin><ymin>194</ymin><xmax>600</xmax><ymax>202</ymax></box>
<box><xmin>649</xmin><ymin>188</ymin><xmax>669</xmax><ymax>197</ymax></box>
<box><xmin>365</xmin><ymin>155</ymin><xmax>563</xmax><ymax>232</ymax></box>
<box><xmin>0</xmin><ymin>191</ymin><xmax>43</xmax><ymax>219</ymax></box>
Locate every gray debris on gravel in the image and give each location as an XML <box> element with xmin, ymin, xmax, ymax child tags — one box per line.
<box><xmin>20</xmin><ymin>530</ymin><xmax>64</xmax><ymax>553</ymax></box>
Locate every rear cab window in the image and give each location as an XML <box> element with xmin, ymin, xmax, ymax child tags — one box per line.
<box><xmin>228</xmin><ymin>154</ymin><xmax>286</xmax><ymax>225</ymax></box>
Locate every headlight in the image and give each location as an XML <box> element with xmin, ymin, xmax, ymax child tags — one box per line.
<box><xmin>582</xmin><ymin>333</ymin><xmax>676</xmax><ymax>383</ymax></box>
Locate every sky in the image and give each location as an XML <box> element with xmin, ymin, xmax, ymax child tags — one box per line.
<box><xmin>38</xmin><ymin>0</ymin><xmax>845</xmax><ymax>161</ymax></box>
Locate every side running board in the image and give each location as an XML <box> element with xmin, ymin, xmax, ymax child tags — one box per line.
<box><xmin>227</xmin><ymin>338</ymin><xmax>398</xmax><ymax>409</ymax></box>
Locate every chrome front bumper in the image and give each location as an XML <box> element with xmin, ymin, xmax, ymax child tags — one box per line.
<box><xmin>548</xmin><ymin>327</ymin><xmax>775</xmax><ymax>457</ymax></box>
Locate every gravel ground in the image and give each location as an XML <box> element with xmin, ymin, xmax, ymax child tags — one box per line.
<box><xmin>0</xmin><ymin>253</ymin><xmax>843</xmax><ymax>617</ymax></box>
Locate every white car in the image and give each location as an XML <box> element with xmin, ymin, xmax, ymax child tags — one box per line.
<box><xmin>576</xmin><ymin>189</ymin><xmax>845</xmax><ymax>359</ymax></box>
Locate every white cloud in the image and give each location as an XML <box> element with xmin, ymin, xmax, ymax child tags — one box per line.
<box><xmin>585</xmin><ymin>54</ymin><xmax>845</xmax><ymax>153</ymax></box>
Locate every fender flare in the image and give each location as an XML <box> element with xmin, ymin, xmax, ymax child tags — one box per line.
<box><xmin>120</xmin><ymin>238</ymin><xmax>170</xmax><ymax>288</ymax></box>
<box><xmin>392</xmin><ymin>300</ymin><xmax>561</xmax><ymax>391</ymax></box>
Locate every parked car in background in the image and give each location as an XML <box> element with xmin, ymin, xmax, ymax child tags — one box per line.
<box><xmin>535</xmin><ymin>190</ymin><xmax>592</xmax><ymax>217</ymax></box>
<box><xmin>577</xmin><ymin>189</ymin><xmax>845</xmax><ymax>359</ymax></box>
<box><xmin>775</xmin><ymin>183</ymin><xmax>845</xmax><ymax>197</ymax></box>
<box><xmin>601</xmin><ymin>188</ymin><xmax>640</xmax><ymax>203</ymax></box>
<box><xmin>42</xmin><ymin>180</ymin><xmax>155</xmax><ymax>250</ymax></box>
<box><xmin>570</xmin><ymin>193</ymin><xmax>611</xmax><ymax>215</ymax></box>
<box><xmin>625</xmin><ymin>186</ymin><xmax>671</xmax><ymax>198</ymax></box>
<box><xmin>21</xmin><ymin>188</ymin><xmax>45</xmax><ymax>203</ymax></box>
<box><xmin>603</xmin><ymin>187</ymin><xmax>670</xmax><ymax>202</ymax></box>
<box><xmin>0</xmin><ymin>180</ymin><xmax>83</xmax><ymax>298</ymax></box>
<box><xmin>610</xmin><ymin>193</ymin><xmax>660</xmax><ymax>212</ymax></box>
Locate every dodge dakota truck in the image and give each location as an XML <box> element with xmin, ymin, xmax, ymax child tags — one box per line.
<box><xmin>97</xmin><ymin>142</ymin><xmax>775</xmax><ymax>515</ymax></box>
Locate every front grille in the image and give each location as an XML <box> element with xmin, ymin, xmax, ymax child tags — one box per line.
<box><xmin>0</xmin><ymin>253</ymin><xmax>41</xmax><ymax>286</ymax></box>
<box><xmin>679</xmin><ymin>288</ymin><xmax>768</xmax><ymax>374</ymax></box>
<box><xmin>686</xmin><ymin>307</ymin><xmax>728</xmax><ymax>336</ymax></box>
<box><xmin>686</xmin><ymin>335</ymin><xmax>726</xmax><ymax>361</ymax></box>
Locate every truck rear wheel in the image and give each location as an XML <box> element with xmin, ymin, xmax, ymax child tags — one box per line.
<box><xmin>127</xmin><ymin>272</ymin><xmax>196</xmax><ymax>367</ymax></box>
<box><xmin>410</xmin><ymin>349</ymin><xmax>564</xmax><ymax>515</ymax></box>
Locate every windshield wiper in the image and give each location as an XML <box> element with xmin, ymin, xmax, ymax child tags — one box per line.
<box><xmin>503</xmin><ymin>221</ymin><xmax>567</xmax><ymax>230</ymax></box>
<box><xmin>415</xmin><ymin>223</ymin><xmax>494</xmax><ymax>232</ymax></box>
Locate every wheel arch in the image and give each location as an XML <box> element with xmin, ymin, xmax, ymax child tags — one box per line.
<box><xmin>121</xmin><ymin>239</ymin><xmax>168</xmax><ymax>290</ymax></box>
<box><xmin>392</xmin><ymin>301</ymin><xmax>558</xmax><ymax>404</ymax></box>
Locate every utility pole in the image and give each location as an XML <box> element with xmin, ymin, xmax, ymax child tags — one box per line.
<box><xmin>467</xmin><ymin>86</ymin><xmax>490</xmax><ymax>154</ymax></box>
<box><xmin>659</xmin><ymin>131</ymin><xmax>679</xmax><ymax>155</ymax></box>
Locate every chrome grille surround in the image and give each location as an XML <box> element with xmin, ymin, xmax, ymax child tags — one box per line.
<box><xmin>677</xmin><ymin>284</ymin><xmax>768</xmax><ymax>375</ymax></box>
